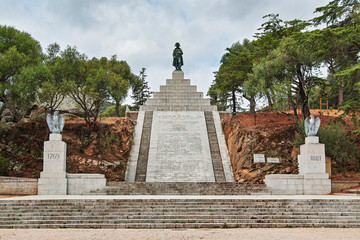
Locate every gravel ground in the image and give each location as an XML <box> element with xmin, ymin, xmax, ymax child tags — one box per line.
<box><xmin>0</xmin><ymin>228</ymin><xmax>359</xmax><ymax>240</ymax></box>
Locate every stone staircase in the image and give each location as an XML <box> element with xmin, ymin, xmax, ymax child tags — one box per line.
<box><xmin>140</xmin><ymin>71</ymin><xmax>216</xmax><ymax>111</ymax></box>
<box><xmin>1</xmin><ymin>198</ymin><xmax>360</xmax><ymax>228</ymax></box>
<box><xmin>92</xmin><ymin>182</ymin><xmax>270</xmax><ymax>195</ymax></box>
<box><xmin>204</xmin><ymin>111</ymin><xmax>226</xmax><ymax>182</ymax></box>
<box><xmin>135</xmin><ymin>111</ymin><xmax>153</xmax><ymax>182</ymax></box>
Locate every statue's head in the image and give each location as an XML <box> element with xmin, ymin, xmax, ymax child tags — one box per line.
<box><xmin>175</xmin><ymin>42</ymin><xmax>180</xmax><ymax>47</ymax></box>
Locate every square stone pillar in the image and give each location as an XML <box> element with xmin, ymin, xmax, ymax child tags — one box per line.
<box><xmin>38</xmin><ymin>133</ymin><xmax>67</xmax><ymax>195</ymax></box>
<box><xmin>298</xmin><ymin>136</ymin><xmax>331</xmax><ymax>194</ymax></box>
<box><xmin>172</xmin><ymin>70</ymin><xmax>184</xmax><ymax>79</ymax></box>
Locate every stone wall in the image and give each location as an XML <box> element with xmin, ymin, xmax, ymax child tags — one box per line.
<box><xmin>0</xmin><ymin>177</ymin><xmax>38</xmax><ymax>195</ymax></box>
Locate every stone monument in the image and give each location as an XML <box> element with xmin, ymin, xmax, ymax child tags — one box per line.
<box><xmin>38</xmin><ymin>111</ymin><xmax>67</xmax><ymax>195</ymax></box>
<box><xmin>125</xmin><ymin>44</ymin><xmax>234</xmax><ymax>183</ymax></box>
<box><xmin>38</xmin><ymin>112</ymin><xmax>106</xmax><ymax>195</ymax></box>
<box><xmin>265</xmin><ymin>115</ymin><xmax>331</xmax><ymax>194</ymax></box>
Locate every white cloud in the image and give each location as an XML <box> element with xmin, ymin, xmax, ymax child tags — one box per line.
<box><xmin>0</xmin><ymin>0</ymin><xmax>330</xmax><ymax>105</ymax></box>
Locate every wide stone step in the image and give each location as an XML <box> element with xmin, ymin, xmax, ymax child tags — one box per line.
<box><xmin>1</xmin><ymin>213</ymin><xmax>360</xmax><ymax>221</ymax></box>
<box><xmin>2</xmin><ymin>217</ymin><xmax>360</xmax><ymax>225</ymax></box>
<box><xmin>2</xmin><ymin>210</ymin><xmax>360</xmax><ymax>218</ymax></box>
<box><xmin>145</xmin><ymin>99</ymin><xmax>211</xmax><ymax>106</ymax></box>
<box><xmin>92</xmin><ymin>182</ymin><xmax>270</xmax><ymax>195</ymax></box>
<box><xmin>1</xmin><ymin>222</ymin><xmax>360</xmax><ymax>229</ymax></box>
<box><xmin>2</xmin><ymin>199</ymin><xmax>360</xmax><ymax>208</ymax></box>
<box><xmin>1</xmin><ymin>209</ymin><xmax>359</xmax><ymax>219</ymax></box>
<box><xmin>1</xmin><ymin>198</ymin><xmax>359</xmax><ymax>228</ymax></box>
<box><xmin>153</xmin><ymin>92</ymin><xmax>204</xmax><ymax>98</ymax></box>
<box><xmin>2</xmin><ymin>204</ymin><xmax>359</xmax><ymax>210</ymax></box>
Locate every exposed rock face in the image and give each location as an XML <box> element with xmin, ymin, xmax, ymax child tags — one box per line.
<box><xmin>222</xmin><ymin>113</ymin><xmax>298</xmax><ymax>183</ymax></box>
<box><xmin>1</xmin><ymin>109</ymin><xmax>14</xmax><ymax>123</ymax></box>
<box><xmin>0</xmin><ymin>117</ymin><xmax>135</xmax><ymax>181</ymax></box>
<box><xmin>63</xmin><ymin>117</ymin><xmax>135</xmax><ymax>181</ymax></box>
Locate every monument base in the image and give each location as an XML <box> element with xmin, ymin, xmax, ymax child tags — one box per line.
<box><xmin>303</xmin><ymin>174</ymin><xmax>331</xmax><ymax>195</ymax></box>
<box><xmin>265</xmin><ymin>173</ymin><xmax>331</xmax><ymax>195</ymax></box>
<box><xmin>265</xmin><ymin>136</ymin><xmax>331</xmax><ymax>195</ymax></box>
<box><xmin>67</xmin><ymin>173</ymin><xmax>106</xmax><ymax>195</ymax></box>
<box><xmin>38</xmin><ymin>133</ymin><xmax>67</xmax><ymax>195</ymax></box>
<box><xmin>265</xmin><ymin>174</ymin><xmax>304</xmax><ymax>195</ymax></box>
<box><xmin>38</xmin><ymin>176</ymin><xmax>67</xmax><ymax>195</ymax></box>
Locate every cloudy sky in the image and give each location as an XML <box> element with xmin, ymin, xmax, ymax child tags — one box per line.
<box><xmin>0</xmin><ymin>0</ymin><xmax>329</xmax><ymax>105</ymax></box>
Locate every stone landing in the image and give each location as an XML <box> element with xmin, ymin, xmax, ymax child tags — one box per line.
<box><xmin>126</xmin><ymin>71</ymin><xmax>234</xmax><ymax>183</ymax></box>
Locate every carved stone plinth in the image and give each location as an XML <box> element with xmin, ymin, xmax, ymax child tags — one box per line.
<box><xmin>265</xmin><ymin>136</ymin><xmax>331</xmax><ymax>195</ymax></box>
<box><xmin>38</xmin><ymin>133</ymin><xmax>67</xmax><ymax>195</ymax></box>
<box><xmin>298</xmin><ymin>136</ymin><xmax>331</xmax><ymax>194</ymax></box>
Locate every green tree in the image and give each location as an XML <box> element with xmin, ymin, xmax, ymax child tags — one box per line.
<box><xmin>131</xmin><ymin>67</ymin><xmax>152</xmax><ymax>111</ymax></box>
<box><xmin>209</xmin><ymin>39</ymin><xmax>256</xmax><ymax>113</ymax></box>
<box><xmin>0</xmin><ymin>25</ymin><xmax>43</xmax><ymax>119</ymax></box>
<box><xmin>207</xmin><ymin>82</ymin><xmax>230</xmax><ymax>111</ymax></box>
<box><xmin>61</xmin><ymin>46</ymin><xmax>110</xmax><ymax>128</ymax></box>
<box><xmin>253</xmin><ymin>15</ymin><xmax>311</xmax><ymax>110</ymax></box>
<box><xmin>107</xmin><ymin>55</ymin><xmax>132</xmax><ymax>117</ymax></box>
<box><xmin>100</xmin><ymin>105</ymin><xmax>127</xmax><ymax>117</ymax></box>
<box><xmin>313</xmin><ymin>0</ymin><xmax>360</xmax><ymax>107</ymax></box>
<box><xmin>313</xmin><ymin>0</ymin><xmax>360</xmax><ymax>27</ymax></box>
<box><xmin>253</xmin><ymin>35</ymin><xmax>323</xmax><ymax>121</ymax></box>
<box><xmin>38</xmin><ymin>43</ymin><xmax>70</xmax><ymax>113</ymax></box>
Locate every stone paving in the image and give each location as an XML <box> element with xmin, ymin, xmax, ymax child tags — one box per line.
<box><xmin>0</xmin><ymin>228</ymin><xmax>360</xmax><ymax>240</ymax></box>
<box><xmin>1</xmin><ymin>194</ymin><xmax>359</xmax><ymax>201</ymax></box>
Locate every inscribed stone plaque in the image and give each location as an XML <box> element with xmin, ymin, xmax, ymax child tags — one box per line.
<box><xmin>146</xmin><ymin>111</ymin><xmax>215</xmax><ymax>182</ymax></box>
<box><xmin>267</xmin><ymin>158</ymin><xmax>280</xmax><ymax>163</ymax></box>
<box><xmin>253</xmin><ymin>154</ymin><xmax>265</xmax><ymax>163</ymax></box>
<box><xmin>310</xmin><ymin>155</ymin><xmax>322</xmax><ymax>161</ymax></box>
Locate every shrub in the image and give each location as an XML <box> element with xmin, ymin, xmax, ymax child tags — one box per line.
<box><xmin>318</xmin><ymin>123</ymin><xmax>359</xmax><ymax>177</ymax></box>
<box><xmin>293</xmin><ymin>121</ymin><xmax>305</xmax><ymax>148</ymax></box>
<box><xmin>0</xmin><ymin>154</ymin><xmax>10</xmax><ymax>176</ymax></box>
<box><xmin>99</xmin><ymin>105</ymin><xmax>126</xmax><ymax>117</ymax></box>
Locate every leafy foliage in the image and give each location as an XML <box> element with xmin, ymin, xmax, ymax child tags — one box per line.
<box><xmin>313</xmin><ymin>0</ymin><xmax>360</xmax><ymax>27</ymax></box>
<box><xmin>131</xmin><ymin>68</ymin><xmax>152</xmax><ymax>111</ymax></box>
<box><xmin>37</xmin><ymin>43</ymin><xmax>70</xmax><ymax>113</ymax></box>
<box><xmin>318</xmin><ymin>123</ymin><xmax>360</xmax><ymax>176</ymax></box>
<box><xmin>106</xmin><ymin>55</ymin><xmax>133</xmax><ymax>117</ymax></box>
<box><xmin>210</xmin><ymin>1</ymin><xmax>359</xmax><ymax>124</ymax></box>
<box><xmin>208</xmin><ymin>39</ymin><xmax>256</xmax><ymax>113</ymax></box>
<box><xmin>100</xmin><ymin>105</ymin><xmax>127</xmax><ymax>117</ymax></box>
<box><xmin>1</xmin><ymin>25</ymin><xmax>136</xmax><ymax>128</ymax></box>
<box><xmin>0</xmin><ymin>25</ymin><xmax>43</xmax><ymax>117</ymax></box>
<box><xmin>0</xmin><ymin>153</ymin><xmax>9</xmax><ymax>176</ymax></box>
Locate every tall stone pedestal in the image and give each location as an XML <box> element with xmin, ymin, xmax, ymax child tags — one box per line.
<box><xmin>265</xmin><ymin>136</ymin><xmax>331</xmax><ymax>195</ymax></box>
<box><xmin>298</xmin><ymin>136</ymin><xmax>331</xmax><ymax>194</ymax></box>
<box><xmin>38</xmin><ymin>133</ymin><xmax>67</xmax><ymax>195</ymax></box>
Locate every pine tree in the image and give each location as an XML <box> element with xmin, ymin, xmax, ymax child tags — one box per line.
<box><xmin>131</xmin><ymin>68</ymin><xmax>152</xmax><ymax>110</ymax></box>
